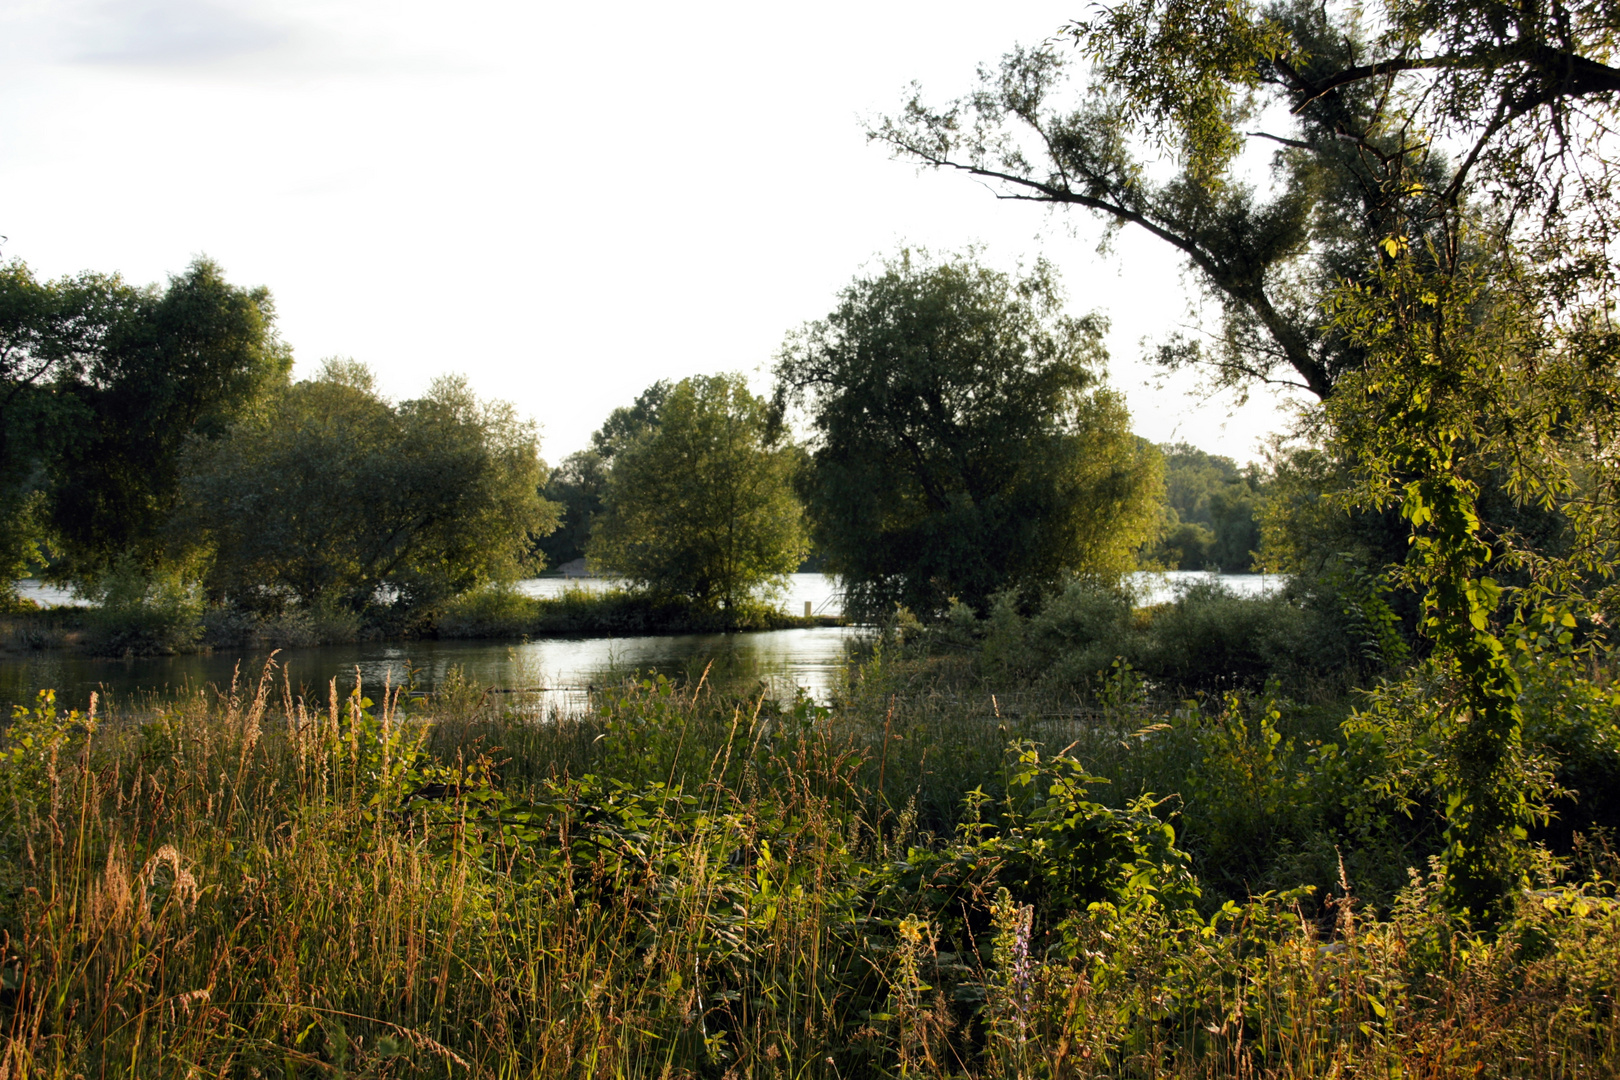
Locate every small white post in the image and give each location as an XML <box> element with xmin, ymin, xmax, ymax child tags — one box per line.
<box><xmin>804</xmin><ymin>601</ymin><xmax>813</xmax><ymax>617</ymax></box>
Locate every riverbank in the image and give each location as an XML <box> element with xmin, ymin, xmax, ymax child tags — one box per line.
<box><xmin>0</xmin><ymin>589</ymin><xmax>846</xmax><ymax>661</ymax></box>
<box><xmin>5</xmin><ymin>571</ymin><xmax>1281</xmax><ymax>659</ymax></box>
<box><xmin>435</xmin><ymin>584</ymin><xmax>844</xmax><ymax>639</ymax></box>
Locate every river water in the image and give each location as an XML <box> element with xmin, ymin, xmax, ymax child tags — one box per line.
<box><xmin>3</xmin><ymin>571</ymin><xmax>1281</xmax><ymax>711</ymax></box>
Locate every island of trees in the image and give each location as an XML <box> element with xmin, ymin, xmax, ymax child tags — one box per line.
<box><xmin>7</xmin><ymin>0</ymin><xmax>1620</xmax><ymax>1073</ymax></box>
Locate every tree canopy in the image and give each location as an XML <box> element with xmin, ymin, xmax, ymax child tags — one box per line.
<box><xmin>20</xmin><ymin>259</ymin><xmax>292</xmax><ymax>583</ymax></box>
<box><xmin>877</xmin><ymin>0</ymin><xmax>1620</xmax><ymax>917</ymax></box>
<box><xmin>588</xmin><ymin>374</ymin><xmax>805</xmax><ymax>611</ymax></box>
<box><xmin>537</xmin><ymin>381</ymin><xmax>671</xmax><ymax>569</ymax></box>
<box><xmin>1149</xmin><ymin>444</ymin><xmax>1263</xmax><ymax>572</ymax></box>
<box><xmin>775</xmin><ymin>252</ymin><xmax>1161</xmax><ymax>619</ymax></box>
<box><xmin>873</xmin><ymin>0</ymin><xmax>1620</xmax><ymax>402</ymax></box>
<box><xmin>0</xmin><ymin>259</ymin><xmax>294</xmax><ymax>593</ymax></box>
<box><xmin>179</xmin><ymin>360</ymin><xmax>557</xmax><ymax>614</ymax></box>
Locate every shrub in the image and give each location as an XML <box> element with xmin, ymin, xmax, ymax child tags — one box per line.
<box><xmin>944</xmin><ymin>577</ymin><xmax>1369</xmax><ymax>695</ymax></box>
<box><xmin>88</xmin><ymin>557</ymin><xmax>204</xmax><ymax>655</ymax></box>
<box><xmin>201</xmin><ymin>601</ymin><xmax>363</xmax><ymax>648</ymax></box>
<box><xmin>434</xmin><ymin>581</ymin><xmax>540</xmax><ymax>638</ymax></box>
<box><xmin>1139</xmin><ymin>579</ymin><xmax>1283</xmax><ymax>690</ymax></box>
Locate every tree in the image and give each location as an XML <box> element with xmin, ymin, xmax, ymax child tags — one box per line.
<box><xmin>41</xmin><ymin>258</ymin><xmax>292</xmax><ymax>582</ymax></box>
<box><xmin>588</xmin><ymin>374</ymin><xmax>806</xmax><ymax>611</ymax></box>
<box><xmin>1148</xmin><ymin>444</ymin><xmax>1263</xmax><ymax>571</ymax></box>
<box><xmin>775</xmin><ymin>252</ymin><xmax>1162</xmax><ymax>619</ymax></box>
<box><xmin>536</xmin><ymin>381</ymin><xmax>671</xmax><ymax>568</ymax></box>
<box><xmin>536</xmin><ymin>450</ymin><xmax>607</xmax><ymax>569</ymax></box>
<box><xmin>879</xmin><ymin>0</ymin><xmax>1620</xmax><ymax>919</ymax></box>
<box><xmin>179</xmin><ymin>360</ymin><xmax>557</xmax><ymax>614</ymax></box>
<box><xmin>0</xmin><ymin>263</ymin><xmax>151</xmax><ymax>591</ymax></box>
<box><xmin>873</xmin><ymin>0</ymin><xmax>1620</xmax><ymax>402</ymax></box>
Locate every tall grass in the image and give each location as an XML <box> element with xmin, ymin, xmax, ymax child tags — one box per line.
<box><xmin>2</xmin><ymin>651</ymin><xmax>1617</xmax><ymax>1078</ymax></box>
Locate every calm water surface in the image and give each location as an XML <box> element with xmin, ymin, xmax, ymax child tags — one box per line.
<box><xmin>4</xmin><ymin>571</ymin><xmax>1280</xmax><ymax>711</ymax></box>
<box><xmin>0</xmin><ymin>628</ymin><xmax>859</xmax><ymax>713</ymax></box>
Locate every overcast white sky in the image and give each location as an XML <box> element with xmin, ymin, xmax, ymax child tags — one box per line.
<box><xmin>0</xmin><ymin>0</ymin><xmax>1303</xmax><ymax>464</ymax></box>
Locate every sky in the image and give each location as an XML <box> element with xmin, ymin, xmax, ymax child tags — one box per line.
<box><xmin>0</xmin><ymin>0</ymin><xmax>1305</xmax><ymax>464</ymax></box>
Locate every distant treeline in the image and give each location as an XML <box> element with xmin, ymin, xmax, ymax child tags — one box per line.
<box><xmin>542</xmin><ymin>437</ymin><xmax>1269</xmax><ymax>577</ymax></box>
<box><xmin>0</xmin><ymin>251</ymin><xmax>1294</xmax><ymax>657</ymax></box>
<box><xmin>0</xmin><ymin>259</ymin><xmax>554</xmax><ymax>651</ymax></box>
<box><xmin>1144</xmin><ymin>444</ymin><xmax>1264</xmax><ymax>573</ymax></box>
<box><xmin>1</xmin><ymin>251</ymin><xmax>1183</xmax><ymax>648</ymax></box>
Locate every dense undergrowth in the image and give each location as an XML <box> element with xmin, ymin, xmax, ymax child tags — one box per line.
<box><xmin>3</xmin><ymin>630</ymin><xmax>1619</xmax><ymax>1078</ymax></box>
<box><xmin>925</xmin><ymin>574</ymin><xmax>1410</xmax><ymax>699</ymax></box>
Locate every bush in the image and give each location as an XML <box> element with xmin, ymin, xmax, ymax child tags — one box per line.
<box><xmin>435</xmin><ymin>582</ymin><xmax>817</xmax><ymax>638</ymax></box>
<box><xmin>88</xmin><ymin>557</ymin><xmax>204</xmax><ymax>655</ymax></box>
<box><xmin>201</xmin><ymin>602</ymin><xmax>363</xmax><ymax>649</ymax></box>
<box><xmin>950</xmin><ymin>577</ymin><xmax>1376</xmax><ymax>695</ymax></box>
<box><xmin>433</xmin><ymin>581</ymin><xmax>540</xmax><ymax>638</ymax></box>
<box><xmin>1140</xmin><ymin>579</ymin><xmax>1289</xmax><ymax>690</ymax></box>
<box><xmin>1023</xmin><ymin>580</ymin><xmax>1139</xmax><ymax>685</ymax></box>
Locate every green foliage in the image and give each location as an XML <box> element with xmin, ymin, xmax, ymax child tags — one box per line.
<box><xmin>435</xmin><ymin>582</ymin><xmax>823</xmax><ymax>639</ymax></box>
<box><xmin>1257</xmin><ymin>445</ymin><xmax>1409</xmax><ymax>576</ymax></box>
<box><xmin>0</xmin><ymin>263</ymin><xmax>124</xmax><ymax>594</ymax></box>
<box><xmin>85</xmin><ymin>554</ymin><xmax>206</xmax><ymax>655</ymax></box>
<box><xmin>0</xmin><ymin>493</ymin><xmax>44</xmax><ymax>605</ymax></box>
<box><xmin>535</xmin><ymin>448</ymin><xmax>605</xmax><ymax>568</ymax></box>
<box><xmin>179</xmin><ymin>360</ymin><xmax>557</xmax><ymax>616</ymax></box>
<box><xmin>777</xmin><ymin>251</ymin><xmax>1162</xmax><ymax>618</ymax></box>
<box><xmin>1152</xmin><ymin>446</ymin><xmax>1267</xmax><ymax>574</ymax></box>
<box><xmin>877</xmin><ymin>0</ymin><xmax>1618</xmax><ymax>404</ymax></box>
<box><xmin>0</xmin><ymin>690</ymin><xmax>92</xmax><ymax>832</ymax></box>
<box><xmin>1327</xmin><ymin>250</ymin><xmax>1555</xmax><ymax>920</ymax></box>
<box><xmin>1517</xmin><ymin>654</ymin><xmax>1620</xmax><ymax>844</ymax></box>
<box><xmin>1169</xmin><ymin>689</ymin><xmax>1312</xmax><ymax>890</ymax></box>
<box><xmin>0</xmin><ymin>258</ymin><xmax>291</xmax><ymax>591</ymax></box>
<box><xmin>958</xmin><ymin>577</ymin><xmax>1380</xmax><ymax>695</ymax></box>
<box><xmin>1144</xmin><ymin>580</ymin><xmax>1301</xmax><ymax>690</ymax></box>
<box><xmin>1207</xmin><ymin>486</ymin><xmax>1260</xmax><ymax>571</ymax></box>
<box><xmin>535</xmin><ymin>381</ymin><xmax>670</xmax><ymax>568</ymax></box>
<box><xmin>1320</xmin><ymin>554</ymin><xmax>1411</xmax><ymax>668</ymax></box>
<box><xmin>1154</xmin><ymin>520</ymin><xmax>1216</xmax><ymax>570</ymax></box>
<box><xmin>880</xmin><ymin>0</ymin><xmax>1620</xmax><ymax>925</ymax></box>
<box><xmin>996</xmin><ymin>741</ymin><xmax>1202</xmax><ymax>913</ymax></box>
<box><xmin>6</xmin><ymin>643</ymin><xmax>1620</xmax><ymax>1075</ymax></box>
<box><xmin>589</xmin><ymin>373</ymin><xmax>806</xmax><ymax>612</ymax></box>
<box><xmin>592</xmin><ymin>379</ymin><xmax>671</xmax><ymax>459</ymax></box>
<box><xmin>1149</xmin><ymin>443</ymin><xmax>1263</xmax><ymax>572</ymax></box>
<box><xmin>43</xmin><ymin>258</ymin><xmax>292</xmax><ymax>582</ymax></box>
<box><xmin>877</xmin><ymin>0</ymin><xmax>1620</xmax><ymax>926</ymax></box>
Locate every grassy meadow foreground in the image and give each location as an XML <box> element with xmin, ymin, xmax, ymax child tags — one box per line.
<box><xmin>3</xmin><ymin>627</ymin><xmax>1618</xmax><ymax>1079</ymax></box>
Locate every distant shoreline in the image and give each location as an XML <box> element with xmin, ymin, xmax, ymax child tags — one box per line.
<box><xmin>0</xmin><ymin>593</ymin><xmax>849</xmax><ymax>660</ymax></box>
